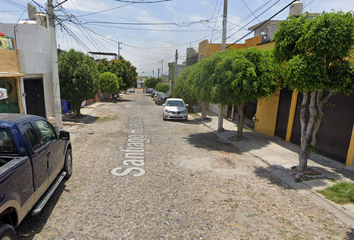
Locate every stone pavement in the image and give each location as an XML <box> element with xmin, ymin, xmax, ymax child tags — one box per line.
<box><xmin>193</xmin><ymin>110</ymin><xmax>354</xmax><ymax>228</ymax></box>
<box><xmin>55</xmin><ymin>101</ymin><xmax>354</xmax><ymax>228</ymax></box>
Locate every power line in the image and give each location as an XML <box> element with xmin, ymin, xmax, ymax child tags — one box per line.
<box><xmin>242</xmin><ymin>0</ymin><xmax>261</xmax><ymax>23</ymax></box>
<box><xmin>227</xmin><ymin>0</ymin><xmax>297</xmax><ymax>48</ymax></box>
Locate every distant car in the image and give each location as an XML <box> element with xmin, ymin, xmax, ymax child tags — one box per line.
<box><xmin>163</xmin><ymin>98</ymin><xmax>188</xmax><ymax>121</ymax></box>
<box><xmin>146</xmin><ymin>88</ymin><xmax>153</xmax><ymax>94</ymax></box>
<box><xmin>129</xmin><ymin>88</ymin><xmax>135</xmax><ymax>92</ymax></box>
<box><xmin>155</xmin><ymin>93</ymin><xmax>170</xmax><ymax>105</ymax></box>
<box><xmin>151</xmin><ymin>90</ymin><xmax>158</xmax><ymax>98</ymax></box>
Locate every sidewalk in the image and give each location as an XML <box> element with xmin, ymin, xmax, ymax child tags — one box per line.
<box><xmin>192</xmin><ymin>111</ymin><xmax>354</xmax><ymax>228</ymax></box>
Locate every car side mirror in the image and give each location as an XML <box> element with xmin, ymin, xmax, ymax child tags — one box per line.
<box><xmin>59</xmin><ymin>131</ymin><xmax>70</xmax><ymax>140</ymax></box>
<box><xmin>185</xmin><ymin>104</ymin><xmax>189</xmax><ymax>107</ymax></box>
<box><xmin>162</xmin><ymin>103</ymin><xmax>165</xmax><ymax>106</ymax></box>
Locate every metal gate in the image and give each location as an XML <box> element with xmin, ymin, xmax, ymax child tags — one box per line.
<box><xmin>274</xmin><ymin>88</ymin><xmax>292</xmax><ymax>140</ymax></box>
<box><xmin>291</xmin><ymin>91</ymin><xmax>354</xmax><ymax>164</ymax></box>
<box><xmin>24</xmin><ymin>78</ymin><xmax>46</xmax><ymax>118</ymax></box>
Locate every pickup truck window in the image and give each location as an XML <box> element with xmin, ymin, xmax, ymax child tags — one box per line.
<box><xmin>23</xmin><ymin>123</ymin><xmax>41</xmax><ymax>151</ymax></box>
<box><xmin>0</xmin><ymin>129</ymin><xmax>17</xmax><ymax>153</ymax></box>
<box><xmin>35</xmin><ymin>120</ymin><xmax>57</xmax><ymax>145</ymax></box>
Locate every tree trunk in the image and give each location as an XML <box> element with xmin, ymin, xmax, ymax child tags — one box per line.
<box><xmin>73</xmin><ymin>102</ymin><xmax>81</xmax><ymax>118</ymax></box>
<box><xmin>297</xmin><ymin>90</ymin><xmax>333</xmax><ymax>171</ymax></box>
<box><xmin>235</xmin><ymin>103</ymin><xmax>245</xmax><ymax>140</ymax></box>
<box><xmin>201</xmin><ymin>101</ymin><xmax>207</xmax><ymax>120</ymax></box>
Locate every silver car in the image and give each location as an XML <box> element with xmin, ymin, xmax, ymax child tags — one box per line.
<box><xmin>162</xmin><ymin>98</ymin><xmax>188</xmax><ymax>121</ymax></box>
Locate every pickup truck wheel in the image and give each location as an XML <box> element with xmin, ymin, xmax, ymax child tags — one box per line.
<box><xmin>0</xmin><ymin>224</ymin><xmax>16</xmax><ymax>240</ymax></box>
<box><xmin>64</xmin><ymin>148</ymin><xmax>72</xmax><ymax>179</ymax></box>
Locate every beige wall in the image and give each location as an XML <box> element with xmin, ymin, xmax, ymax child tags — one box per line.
<box><xmin>0</xmin><ymin>49</ymin><xmax>20</xmax><ymax>73</ymax></box>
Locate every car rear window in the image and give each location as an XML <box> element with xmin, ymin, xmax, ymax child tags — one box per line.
<box><xmin>0</xmin><ymin>128</ymin><xmax>17</xmax><ymax>153</ymax></box>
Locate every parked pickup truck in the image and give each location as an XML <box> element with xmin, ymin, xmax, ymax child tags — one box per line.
<box><xmin>0</xmin><ymin>114</ymin><xmax>72</xmax><ymax>240</ymax></box>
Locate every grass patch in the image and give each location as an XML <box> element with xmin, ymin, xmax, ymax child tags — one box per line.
<box><xmin>191</xmin><ymin>113</ymin><xmax>200</xmax><ymax>118</ymax></box>
<box><xmin>317</xmin><ymin>182</ymin><xmax>354</xmax><ymax>204</ymax></box>
<box><xmin>233</xmin><ymin>125</ymin><xmax>252</xmax><ymax>131</ymax></box>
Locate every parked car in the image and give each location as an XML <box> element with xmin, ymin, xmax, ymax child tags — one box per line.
<box><xmin>155</xmin><ymin>93</ymin><xmax>170</xmax><ymax>105</ymax></box>
<box><xmin>0</xmin><ymin>114</ymin><xmax>72</xmax><ymax>239</ymax></box>
<box><xmin>146</xmin><ymin>88</ymin><xmax>153</xmax><ymax>94</ymax></box>
<box><xmin>151</xmin><ymin>90</ymin><xmax>158</xmax><ymax>98</ymax></box>
<box><xmin>154</xmin><ymin>92</ymin><xmax>163</xmax><ymax>102</ymax></box>
<box><xmin>129</xmin><ymin>88</ymin><xmax>135</xmax><ymax>93</ymax></box>
<box><xmin>162</xmin><ymin>98</ymin><xmax>188</xmax><ymax>121</ymax></box>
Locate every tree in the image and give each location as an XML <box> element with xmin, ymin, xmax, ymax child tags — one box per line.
<box><xmin>145</xmin><ymin>77</ymin><xmax>158</xmax><ymax>89</ymax></box>
<box><xmin>173</xmin><ymin>63</ymin><xmax>199</xmax><ymax>109</ymax></box>
<box><xmin>211</xmin><ymin>48</ymin><xmax>281</xmax><ymax>139</ymax></box>
<box><xmin>59</xmin><ymin>49</ymin><xmax>99</xmax><ymax>118</ymax></box>
<box><xmin>97</xmin><ymin>56</ymin><xmax>137</xmax><ymax>91</ymax></box>
<box><xmin>99</xmin><ymin>72</ymin><xmax>120</xmax><ymax>100</ymax></box>
<box><xmin>273</xmin><ymin>11</ymin><xmax>354</xmax><ymax>171</ymax></box>
<box><xmin>155</xmin><ymin>83</ymin><xmax>170</xmax><ymax>93</ymax></box>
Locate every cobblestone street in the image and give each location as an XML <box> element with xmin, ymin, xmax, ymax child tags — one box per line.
<box><xmin>16</xmin><ymin>90</ymin><xmax>354</xmax><ymax>239</ymax></box>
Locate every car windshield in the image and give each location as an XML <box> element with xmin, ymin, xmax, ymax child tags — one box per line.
<box><xmin>166</xmin><ymin>100</ymin><xmax>184</xmax><ymax>107</ymax></box>
<box><xmin>0</xmin><ymin>129</ymin><xmax>17</xmax><ymax>153</ymax></box>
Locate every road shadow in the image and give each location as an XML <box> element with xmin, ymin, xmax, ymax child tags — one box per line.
<box><xmin>345</xmin><ymin>230</ymin><xmax>354</xmax><ymax>239</ymax></box>
<box><xmin>185</xmin><ymin>131</ymin><xmax>241</xmax><ymax>154</ymax></box>
<box><xmin>62</xmin><ymin>114</ymin><xmax>99</xmax><ymax>124</ymax></box>
<box><xmin>15</xmin><ymin>179</ymin><xmax>69</xmax><ymax>239</ymax></box>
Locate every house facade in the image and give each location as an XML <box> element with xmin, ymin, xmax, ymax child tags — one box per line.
<box><xmin>137</xmin><ymin>75</ymin><xmax>148</xmax><ymax>88</ymax></box>
<box><xmin>0</xmin><ymin>33</ymin><xmax>25</xmax><ymax>114</ymax></box>
<box><xmin>0</xmin><ymin>23</ymin><xmax>56</xmax><ymax>118</ymax></box>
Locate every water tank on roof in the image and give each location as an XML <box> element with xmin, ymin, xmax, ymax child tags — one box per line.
<box><xmin>289</xmin><ymin>0</ymin><xmax>303</xmax><ymax>17</ymax></box>
<box><xmin>35</xmin><ymin>12</ymin><xmax>47</xmax><ymax>28</ymax></box>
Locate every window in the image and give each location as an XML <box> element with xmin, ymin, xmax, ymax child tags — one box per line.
<box><xmin>35</xmin><ymin>120</ymin><xmax>57</xmax><ymax>145</ymax></box>
<box><xmin>23</xmin><ymin>123</ymin><xmax>41</xmax><ymax>151</ymax></box>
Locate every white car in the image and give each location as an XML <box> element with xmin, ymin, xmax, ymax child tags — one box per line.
<box><xmin>163</xmin><ymin>98</ymin><xmax>188</xmax><ymax>121</ymax></box>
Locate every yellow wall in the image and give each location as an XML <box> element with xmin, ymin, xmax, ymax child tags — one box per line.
<box><xmin>285</xmin><ymin>90</ymin><xmax>298</xmax><ymax>142</ymax></box>
<box><xmin>254</xmin><ymin>89</ymin><xmax>280</xmax><ymax>136</ymax></box>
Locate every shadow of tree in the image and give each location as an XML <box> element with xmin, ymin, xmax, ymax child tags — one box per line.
<box><xmin>62</xmin><ymin>114</ymin><xmax>99</xmax><ymax>124</ymax></box>
<box><xmin>185</xmin><ymin>131</ymin><xmax>241</xmax><ymax>154</ymax></box>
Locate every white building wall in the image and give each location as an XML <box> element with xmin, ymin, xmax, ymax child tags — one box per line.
<box><xmin>0</xmin><ymin>23</ymin><xmax>55</xmax><ymax>117</ymax></box>
<box><xmin>209</xmin><ymin>103</ymin><xmax>218</xmax><ymax>115</ymax></box>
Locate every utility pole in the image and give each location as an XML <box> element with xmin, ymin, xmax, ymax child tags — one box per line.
<box><xmin>218</xmin><ymin>0</ymin><xmax>227</xmax><ymax>132</ymax></box>
<box><xmin>158</xmin><ymin>68</ymin><xmax>160</xmax><ymax>78</ymax></box>
<box><xmin>47</xmin><ymin>0</ymin><xmax>62</xmax><ymax>129</ymax></box>
<box><xmin>172</xmin><ymin>49</ymin><xmax>178</xmax><ymax>96</ymax></box>
<box><xmin>161</xmin><ymin>59</ymin><xmax>163</xmax><ymax>82</ymax></box>
<box><xmin>152</xmin><ymin>70</ymin><xmax>154</xmax><ymax>78</ymax></box>
<box><xmin>118</xmin><ymin>42</ymin><xmax>122</xmax><ymax>58</ymax></box>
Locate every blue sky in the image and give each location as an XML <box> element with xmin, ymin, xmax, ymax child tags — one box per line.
<box><xmin>0</xmin><ymin>0</ymin><xmax>353</xmax><ymax>77</ymax></box>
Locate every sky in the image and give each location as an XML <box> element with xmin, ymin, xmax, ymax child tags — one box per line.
<box><xmin>0</xmin><ymin>0</ymin><xmax>353</xmax><ymax>77</ymax></box>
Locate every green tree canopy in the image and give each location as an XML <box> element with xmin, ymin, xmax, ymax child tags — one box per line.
<box><xmin>173</xmin><ymin>63</ymin><xmax>199</xmax><ymax>108</ymax></box>
<box><xmin>273</xmin><ymin>11</ymin><xmax>354</xmax><ymax>171</ymax></box>
<box><xmin>211</xmin><ymin>48</ymin><xmax>281</xmax><ymax>138</ymax></box>
<box><xmin>100</xmin><ymin>72</ymin><xmax>120</xmax><ymax>98</ymax></box>
<box><xmin>145</xmin><ymin>77</ymin><xmax>158</xmax><ymax>89</ymax></box>
<box><xmin>155</xmin><ymin>83</ymin><xmax>170</xmax><ymax>93</ymax></box>
<box><xmin>97</xmin><ymin>56</ymin><xmax>137</xmax><ymax>91</ymax></box>
<box><xmin>59</xmin><ymin>49</ymin><xmax>99</xmax><ymax>117</ymax></box>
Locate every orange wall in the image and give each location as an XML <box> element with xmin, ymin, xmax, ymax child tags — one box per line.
<box><xmin>198</xmin><ymin>36</ymin><xmax>263</xmax><ymax>60</ymax></box>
